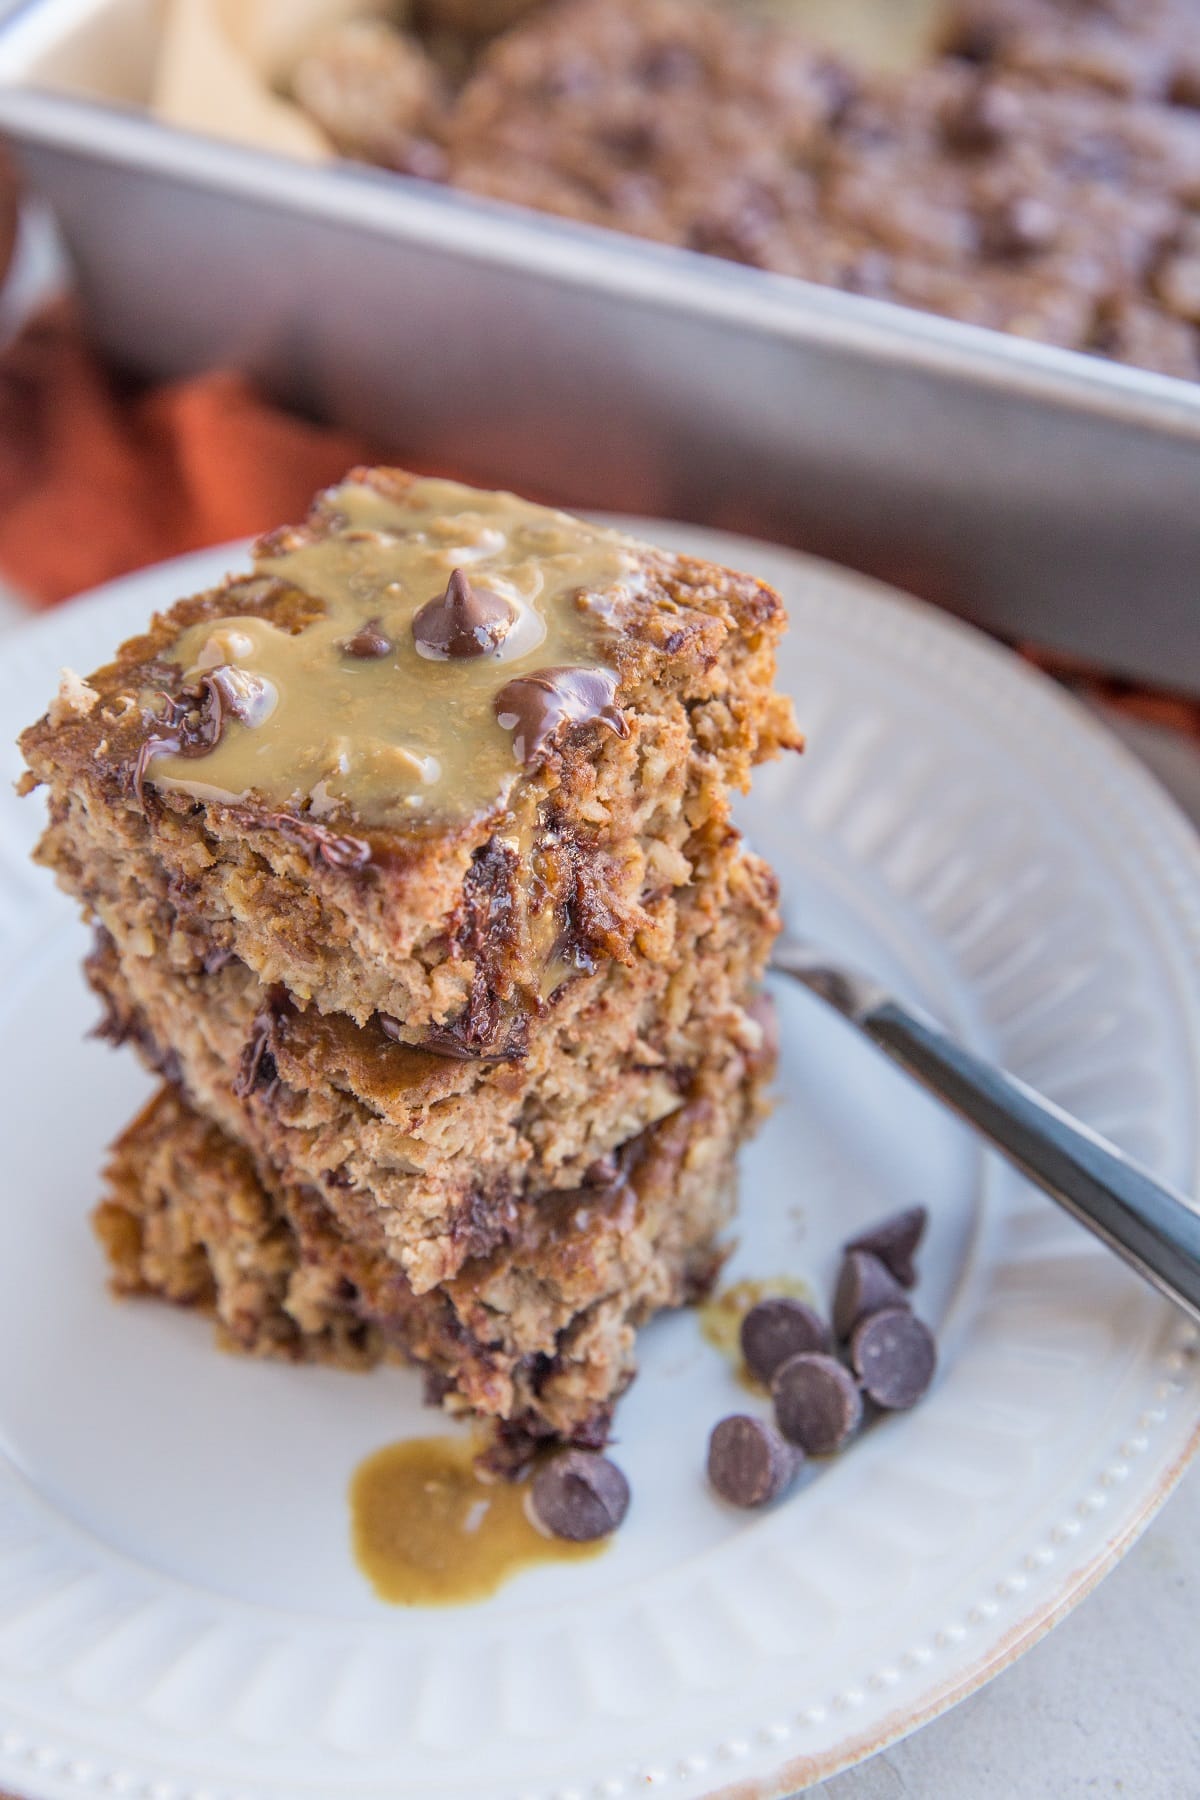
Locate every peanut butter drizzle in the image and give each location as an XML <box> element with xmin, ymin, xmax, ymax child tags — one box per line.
<box><xmin>350</xmin><ymin>1435</ymin><xmax>603</xmax><ymax>1606</ymax></box>
<box><xmin>148</xmin><ymin>477</ymin><xmax>641</xmax><ymax>829</ymax></box>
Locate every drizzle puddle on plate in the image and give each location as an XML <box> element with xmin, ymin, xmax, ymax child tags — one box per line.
<box><xmin>354</xmin><ymin>1283</ymin><xmax>815</xmax><ymax>1602</ymax></box>
<box><xmin>351</xmin><ymin>1436</ymin><xmax>604</xmax><ymax>1605</ymax></box>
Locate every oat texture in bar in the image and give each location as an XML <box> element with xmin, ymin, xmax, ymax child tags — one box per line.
<box><xmin>21</xmin><ymin>469</ymin><xmax>799</xmax><ymax>1463</ymax></box>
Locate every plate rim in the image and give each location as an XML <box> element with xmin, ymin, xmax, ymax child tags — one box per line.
<box><xmin>1</xmin><ymin>532</ymin><xmax>1198</xmax><ymax>1800</ymax></box>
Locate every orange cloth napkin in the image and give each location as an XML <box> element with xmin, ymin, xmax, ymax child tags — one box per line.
<box><xmin>0</xmin><ymin>302</ymin><xmax>379</xmax><ymax>606</ymax></box>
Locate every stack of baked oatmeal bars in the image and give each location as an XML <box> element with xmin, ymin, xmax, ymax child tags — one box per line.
<box><xmin>19</xmin><ymin>470</ymin><xmax>798</xmax><ymax>1467</ymax></box>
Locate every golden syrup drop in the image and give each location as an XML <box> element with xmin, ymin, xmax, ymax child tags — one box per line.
<box><xmin>350</xmin><ymin>1435</ymin><xmax>604</xmax><ymax>1606</ymax></box>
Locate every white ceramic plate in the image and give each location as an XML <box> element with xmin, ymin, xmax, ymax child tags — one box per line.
<box><xmin>0</xmin><ymin>527</ymin><xmax>1197</xmax><ymax>1800</ymax></box>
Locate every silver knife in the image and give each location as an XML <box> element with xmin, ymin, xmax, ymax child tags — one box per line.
<box><xmin>770</xmin><ymin>936</ymin><xmax>1200</xmax><ymax>1325</ymax></box>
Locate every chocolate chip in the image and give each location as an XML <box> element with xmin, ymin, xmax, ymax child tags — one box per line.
<box><xmin>939</xmin><ymin>78</ymin><xmax>1020</xmax><ymax>153</ymax></box>
<box><xmin>600</xmin><ymin>117</ymin><xmax>659</xmax><ymax>160</ymax></box>
<box><xmin>205</xmin><ymin>664</ymin><xmax>275</xmax><ymax>726</ymax></box>
<box><xmin>233</xmin><ymin>985</ymin><xmax>290</xmax><ymax>1100</ymax></box>
<box><xmin>412</xmin><ymin>568</ymin><xmax>516</xmax><ymax>660</ymax></box>
<box><xmin>772</xmin><ymin>1353</ymin><xmax>863</xmax><ymax>1455</ymax></box>
<box><xmin>340</xmin><ymin>618</ymin><xmax>393</xmax><ymax>659</ymax></box>
<box><xmin>846</xmin><ymin>1205</ymin><xmax>928</xmax><ymax>1289</ymax></box>
<box><xmin>1168</xmin><ymin>63</ymin><xmax>1200</xmax><ymax>110</ymax></box>
<box><xmin>851</xmin><ymin>1308</ymin><xmax>937</xmax><ymax>1410</ymax></box>
<box><xmin>494</xmin><ymin>666</ymin><xmax>628</xmax><ymax>768</ymax></box>
<box><xmin>380</xmin><ymin>1011</ymin><xmax>525</xmax><ymax>1063</ymax></box>
<box><xmin>943</xmin><ymin>20</ymin><xmax>1000</xmax><ymax>65</ymax></box>
<box><xmin>740</xmin><ymin>1297</ymin><xmax>830</xmax><ymax>1384</ymax></box>
<box><xmin>833</xmin><ymin>1250</ymin><xmax>910</xmax><ymax>1341</ymax></box>
<box><xmin>261</xmin><ymin>811</ymin><xmax>372</xmax><ymax>870</ymax></box>
<box><xmin>707</xmin><ymin>1414</ymin><xmax>803</xmax><ymax>1508</ymax></box>
<box><xmin>130</xmin><ymin>676</ymin><xmax>228</xmax><ymax>802</ymax></box>
<box><xmin>688</xmin><ymin>199</ymin><xmax>773</xmax><ymax>268</ymax></box>
<box><xmin>638</xmin><ymin>41</ymin><xmax>701</xmax><ymax>88</ymax></box>
<box><xmin>528</xmin><ymin>1449</ymin><xmax>630</xmax><ymax>1541</ymax></box>
<box><xmin>814</xmin><ymin>56</ymin><xmax>859</xmax><ymax>127</ymax></box>
<box><xmin>978</xmin><ymin>193</ymin><xmax>1059</xmax><ymax>260</ymax></box>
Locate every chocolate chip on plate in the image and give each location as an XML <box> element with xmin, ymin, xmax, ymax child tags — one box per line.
<box><xmin>412</xmin><ymin>567</ymin><xmax>516</xmax><ymax>660</ymax></box>
<box><xmin>528</xmin><ymin>1449</ymin><xmax>630</xmax><ymax>1542</ymax></box>
<box><xmin>845</xmin><ymin>1205</ymin><xmax>928</xmax><ymax>1289</ymax></box>
<box><xmin>772</xmin><ymin>1352</ymin><xmax>863</xmax><ymax>1455</ymax></box>
<box><xmin>833</xmin><ymin>1249</ymin><xmax>909</xmax><ymax>1341</ymax></box>
<box><xmin>740</xmin><ymin>1296</ymin><xmax>830</xmax><ymax>1383</ymax></box>
<box><xmin>707</xmin><ymin>1414</ymin><xmax>803</xmax><ymax>1508</ymax></box>
<box><xmin>340</xmin><ymin>618</ymin><xmax>393</xmax><ymax>658</ymax></box>
<box><xmin>851</xmin><ymin>1307</ymin><xmax>937</xmax><ymax>1411</ymax></box>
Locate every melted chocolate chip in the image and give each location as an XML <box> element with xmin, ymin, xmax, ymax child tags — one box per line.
<box><xmin>833</xmin><ymin>1250</ymin><xmax>910</xmax><ymax>1342</ymax></box>
<box><xmin>340</xmin><ymin>619</ymin><xmax>393</xmax><ymax>659</ymax></box>
<box><xmin>130</xmin><ymin>682</ymin><xmax>221</xmax><ymax>802</ymax></box>
<box><xmin>772</xmin><ymin>1352</ymin><xmax>863</xmax><ymax>1455</ymax></box>
<box><xmin>740</xmin><ymin>1297</ymin><xmax>830</xmax><ymax>1384</ymax></box>
<box><xmin>263</xmin><ymin>812</ymin><xmax>372</xmax><ymax>871</ymax></box>
<box><xmin>130</xmin><ymin>667</ymin><xmax>274</xmax><ymax>803</ymax></box>
<box><xmin>707</xmin><ymin>1414</ymin><xmax>803</xmax><ymax>1508</ymax></box>
<box><xmin>494</xmin><ymin>666</ymin><xmax>628</xmax><ymax>768</ymax></box>
<box><xmin>845</xmin><ymin>1206</ymin><xmax>928</xmax><ymax>1290</ymax></box>
<box><xmin>529</xmin><ymin>1450</ymin><xmax>630</xmax><ymax>1542</ymax></box>
<box><xmin>412</xmin><ymin>568</ymin><xmax>516</xmax><ymax>660</ymax></box>
<box><xmin>851</xmin><ymin>1309</ymin><xmax>937</xmax><ymax>1410</ymax></box>
<box><xmin>233</xmin><ymin>986</ymin><xmax>290</xmax><ymax>1099</ymax></box>
<box><xmin>379</xmin><ymin>1012</ymin><xmax>526</xmax><ymax>1062</ymax></box>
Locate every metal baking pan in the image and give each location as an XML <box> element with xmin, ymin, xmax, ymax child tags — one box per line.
<box><xmin>0</xmin><ymin>0</ymin><xmax>1198</xmax><ymax>692</ymax></box>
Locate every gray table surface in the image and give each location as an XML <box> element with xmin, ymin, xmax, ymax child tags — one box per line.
<box><xmin>1</xmin><ymin>196</ymin><xmax>1197</xmax><ymax>1800</ymax></box>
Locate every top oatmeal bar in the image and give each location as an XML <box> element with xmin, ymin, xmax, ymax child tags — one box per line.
<box><xmin>19</xmin><ymin>470</ymin><xmax>799</xmax><ymax>1040</ymax></box>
